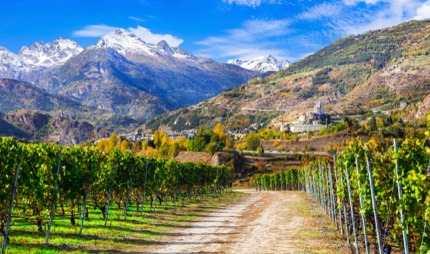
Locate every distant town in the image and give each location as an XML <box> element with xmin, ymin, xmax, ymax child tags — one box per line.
<box><xmin>116</xmin><ymin>101</ymin><xmax>342</xmax><ymax>144</ymax></box>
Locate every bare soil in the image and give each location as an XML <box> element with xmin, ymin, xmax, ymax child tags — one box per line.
<box><xmin>140</xmin><ymin>189</ymin><xmax>348</xmax><ymax>254</ymax></box>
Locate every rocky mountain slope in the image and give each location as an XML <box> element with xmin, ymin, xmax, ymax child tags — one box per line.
<box><xmin>0</xmin><ymin>78</ymin><xmax>86</xmax><ymax>113</ymax></box>
<box><xmin>0</xmin><ymin>29</ymin><xmax>257</xmax><ymax>142</ymax></box>
<box><xmin>0</xmin><ymin>109</ymin><xmax>107</xmax><ymax>144</ymax></box>
<box><xmin>0</xmin><ymin>78</ymin><xmax>137</xmax><ymax>138</ymax></box>
<box><xmin>0</xmin><ymin>30</ymin><xmax>256</xmax><ymax>121</ymax></box>
<box><xmin>227</xmin><ymin>55</ymin><xmax>290</xmax><ymax>73</ymax></box>
<box><xmin>145</xmin><ymin>20</ymin><xmax>430</xmax><ymax>132</ymax></box>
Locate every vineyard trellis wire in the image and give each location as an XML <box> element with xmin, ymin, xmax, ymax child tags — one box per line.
<box><xmin>0</xmin><ymin>137</ymin><xmax>233</xmax><ymax>253</ymax></box>
<box><xmin>254</xmin><ymin>137</ymin><xmax>430</xmax><ymax>253</ymax></box>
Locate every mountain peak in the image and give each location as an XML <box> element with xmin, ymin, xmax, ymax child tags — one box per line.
<box><xmin>227</xmin><ymin>55</ymin><xmax>290</xmax><ymax>73</ymax></box>
<box><xmin>97</xmin><ymin>30</ymin><xmax>192</xmax><ymax>59</ymax></box>
<box><xmin>156</xmin><ymin>40</ymin><xmax>176</xmax><ymax>55</ymax></box>
<box><xmin>96</xmin><ymin>29</ymin><xmax>155</xmax><ymax>57</ymax></box>
<box><xmin>17</xmin><ymin>38</ymin><xmax>83</xmax><ymax>67</ymax></box>
<box><xmin>157</xmin><ymin>40</ymin><xmax>169</xmax><ymax>47</ymax></box>
<box><xmin>114</xmin><ymin>29</ymin><xmax>127</xmax><ymax>35</ymax></box>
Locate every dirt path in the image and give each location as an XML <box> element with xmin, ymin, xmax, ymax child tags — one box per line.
<box><xmin>142</xmin><ymin>190</ymin><xmax>348</xmax><ymax>254</ymax></box>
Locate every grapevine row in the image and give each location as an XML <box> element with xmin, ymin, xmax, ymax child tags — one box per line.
<box><xmin>0</xmin><ymin>137</ymin><xmax>232</xmax><ymax>252</ymax></box>
<box><xmin>254</xmin><ymin>137</ymin><xmax>430</xmax><ymax>253</ymax></box>
<box><xmin>253</xmin><ymin>169</ymin><xmax>305</xmax><ymax>191</ymax></box>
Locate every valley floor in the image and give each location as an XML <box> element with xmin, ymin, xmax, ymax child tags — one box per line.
<box><xmin>137</xmin><ymin>189</ymin><xmax>348</xmax><ymax>254</ymax></box>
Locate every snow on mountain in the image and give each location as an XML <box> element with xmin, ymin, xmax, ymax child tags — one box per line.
<box><xmin>279</xmin><ymin>59</ymin><xmax>291</xmax><ymax>69</ymax></box>
<box><xmin>18</xmin><ymin>38</ymin><xmax>83</xmax><ymax>67</ymax></box>
<box><xmin>0</xmin><ymin>47</ymin><xmax>29</xmax><ymax>79</ymax></box>
<box><xmin>0</xmin><ymin>29</ymin><xmax>207</xmax><ymax>82</ymax></box>
<box><xmin>0</xmin><ymin>30</ymin><xmax>256</xmax><ymax>120</ymax></box>
<box><xmin>96</xmin><ymin>29</ymin><xmax>194</xmax><ymax>60</ymax></box>
<box><xmin>96</xmin><ymin>29</ymin><xmax>154</xmax><ymax>56</ymax></box>
<box><xmin>227</xmin><ymin>55</ymin><xmax>290</xmax><ymax>73</ymax></box>
<box><xmin>0</xmin><ymin>38</ymin><xmax>83</xmax><ymax>81</ymax></box>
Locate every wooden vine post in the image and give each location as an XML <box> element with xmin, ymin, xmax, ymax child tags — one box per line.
<box><xmin>141</xmin><ymin>159</ymin><xmax>149</xmax><ymax>214</ymax></box>
<box><xmin>214</xmin><ymin>168</ymin><xmax>219</xmax><ymax>194</ymax></box>
<box><xmin>124</xmin><ymin>164</ymin><xmax>134</xmax><ymax>220</ymax></box>
<box><xmin>333</xmin><ymin>155</ymin><xmax>344</xmax><ymax>235</ymax></box>
<box><xmin>365</xmin><ymin>154</ymin><xmax>383</xmax><ymax>254</ymax></box>
<box><xmin>325</xmin><ymin>168</ymin><xmax>333</xmax><ymax>219</ymax></box>
<box><xmin>195</xmin><ymin>173</ymin><xmax>202</xmax><ymax>198</ymax></box>
<box><xmin>328</xmin><ymin>164</ymin><xmax>337</xmax><ymax>228</ymax></box>
<box><xmin>393</xmin><ymin>138</ymin><xmax>409</xmax><ymax>253</ymax></box>
<box><xmin>104</xmin><ymin>158</ymin><xmax>116</xmax><ymax>227</ymax></box>
<box><xmin>154</xmin><ymin>169</ymin><xmax>161</xmax><ymax>211</ymax></box>
<box><xmin>344</xmin><ymin>162</ymin><xmax>359</xmax><ymax>253</ymax></box>
<box><xmin>45</xmin><ymin>149</ymin><xmax>62</xmax><ymax>245</ymax></box>
<box><xmin>355</xmin><ymin>157</ymin><xmax>370</xmax><ymax>254</ymax></box>
<box><xmin>319</xmin><ymin>163</ymin><xmax>327</xmax><ymax>214</ymax></box>
<box><xmin>174</xmin><ymin>175</ymin><xmax>179</xmax><ymax>205</ymax></box>
<box><xmin>79</xmin><ymin>186</ymin><xmax>89</xmax><ymax>236</ymax></box>
<box><xmin>339</xmin><ymin>167</ymin><xmax>351</xmax><ymax>245</ymax></box>
<box><xmin>1</xmin><ymin>146</ymin><xmax>22</xmax><ymax>254</ymax></box>
<box><xmin>80</xmin><ymin>159</ymin><xmax>94</xmax><ymax>236</ymax></box>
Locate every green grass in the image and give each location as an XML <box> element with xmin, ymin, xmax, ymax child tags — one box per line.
<box><xmin>3</xmin><ymin>191</ymin><xmax>245</xmax><ymax>253</ymax></box>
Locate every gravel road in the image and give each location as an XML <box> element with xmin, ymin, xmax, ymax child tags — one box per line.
<box><xmin>142</xmin><ymin>189</ymin><xmax>348</xmax><ymax>254</ymax></box>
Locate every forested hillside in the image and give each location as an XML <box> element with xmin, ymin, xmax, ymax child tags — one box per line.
<box><xmin>146</xmin><ymin>20</ymin><xmax>430</xmax><ymax>132</ymax></box>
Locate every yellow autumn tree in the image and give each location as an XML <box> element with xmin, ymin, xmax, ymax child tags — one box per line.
<box><xmin>175</xmin><ymin>136</ymin><xmax>188</xmax><ymax>150</ymax></box>
<box><xmin>96</xmin><ymin>139</ymin><xmax>108</xmax><ymax>151</ymax></box>
<box><xmin>153</xmin><ymin>130</ymin><xmax>163</xmax><ymax>149</ymax></box>
<box><xmin>161</xmin><ymin>134</ymin><xmax>171</xmax><ymax>147</ymax></box>
<box><xmin>213</xmin><ymin>123</ymin><xmax>227</xmax><ymax>142</ymax></box>
<box><xmin>213</xmin><ymin>122</ymin><xmax>233</xmax><ymax>149</ymax></box>
<box><xmin>119</xmin><ymin>139</ymin><xmax>129</xmax><ymax>152</ymax></box>
<box><xmin>96</xmin><ymin>133</ymin><xmax>120</xmax><ymax>152</ymax></box>
<box><xmin>168</xmin><ymin>142</ymin><xmax>180</xmax><ymax>157</ymax></box>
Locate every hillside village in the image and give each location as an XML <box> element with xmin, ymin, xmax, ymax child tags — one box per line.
<box><xmin>120</xmin><ymin>100</ymin><xmax>335</xmax><ymax>144</ymax></box>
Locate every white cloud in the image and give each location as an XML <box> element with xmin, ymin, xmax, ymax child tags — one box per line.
<box><xmin>298</xmin><ymin>3</ymin><xmax>342</xmax><ymax>20</ymax></box>
<box><xmin>196</xmin><ymin>19</ymin><xmax>290</xmax><ymax>60</ymax></box>
<box><xmin>73</xmin><ymin>25</ymin><xmax>183</xmax><ymax>47</ymax></box>
<box><xmin>129</xmin><ymin>16</ymin><xmax>146</xmax><ymax>22</ymax></box>
<box><xmin>129</xmin><ymin>26</ymin><xmax>183</xmax><ymax>47</ymax></box>
<box><xmin>222</xmin><ymin>0</ymin><xmax>281</xmax><ymax>7</ymax></box>
<box><xmin>335</xmin><ymin>0</ymin><xmax>427</xmax><ymax>35</ymax></box>
<box><xmin>413</xmin><ymin>1</ymin><xmax>430</xmax><ymax>20</ymax></box>
<box><xmin>73</xmin><ymin>24</ymin><xmax>120</xmax><ymax>37</ymax></box>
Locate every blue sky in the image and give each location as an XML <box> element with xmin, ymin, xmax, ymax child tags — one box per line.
<box><xmin>1</xmin><ymin>0</ymin><xmax>429</xmax><ymax>62</ymax></box>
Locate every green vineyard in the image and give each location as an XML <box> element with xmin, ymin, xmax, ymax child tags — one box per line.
<box><xmin>0</xmin><ymin>137</ymin><xmax>232</xmax><ymax>253</ymax></box>
<box><xmin>254</xmin><ymin>137</ymin><xmax>430</xmax><ymax>253</ymax></box>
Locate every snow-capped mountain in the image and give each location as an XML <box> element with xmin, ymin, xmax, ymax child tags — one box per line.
<box><xmin>96</xmin><ymin>29</ymin><xmax>154</xmax><ymax>56</ymax></box>
<box><xmin>227</xmin><ymin>55</ymin><xmax>290</xmax><ymax>73</ymax></box>
<box><xmin>0</xmin><ymin>47</ymin><xmax>28</xmax><ymax>78</ymax></box>
<box><xmin>0</xmin><ymin>29</ymin><xmax>257</xmax><ymax>122</ymax></box>
<box><xmin>0</xmin><ymin>38</ymin><xmax>83</xmax><ymax>80</ymax></box>
<box><xmin>96</xmin><ymin>29</ymin><xmax>195</xmax><ymax>60</ymax></box>
<box><xmin>19</xmin><ymin>38</ymin><xmax>83</xmax><ymax>67</ymax></box>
